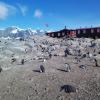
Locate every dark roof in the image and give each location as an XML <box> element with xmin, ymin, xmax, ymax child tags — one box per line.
<box><xmin>75</xmin><ymin>27</ymin><xmax>100</xmax><ymax>30</ymax></box>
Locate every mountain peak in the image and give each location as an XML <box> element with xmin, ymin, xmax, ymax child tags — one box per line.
<box><xmin>0</xmin><ymin>26</ymin><xmax>46</xmax><ymax>38</ymax></box>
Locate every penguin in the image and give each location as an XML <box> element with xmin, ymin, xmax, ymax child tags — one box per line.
<box><xmin>21</xmin><ymin>59</ymin><xmax>25</xmax><ymax>65</ymax></box>
<box><xmin>65</xmin><ymin>63</ymin><xmax>71</xmax><ymax>72</ymax></box>
<box><xmin>60</xmin><ymin>85</ymin><xmax>77</xmax><ymax>93</ymax></box>
<box><xmin>0</xmin><ymin>66</ymin><xmax>2</xmax><ymax>73</ymax></box>
<box><xmin>11</xmin><ymin>58</ymin><xmax>16</xmax><ymax>63</ymax></box>
<box><xmin>40</xmin><ymin>65</ymin><xmax>45</xmax><ymax>73</ymax></box>
<box><xmin>94</xmin><ymin>59</ymin><xmax>99</xmax><ymax>67</ymax></box>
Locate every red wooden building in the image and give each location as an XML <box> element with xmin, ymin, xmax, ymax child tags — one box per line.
<box><xmin>46</xmin><ymin>26</ymin><xmax>100</xmax><ymax>39</ymax></box>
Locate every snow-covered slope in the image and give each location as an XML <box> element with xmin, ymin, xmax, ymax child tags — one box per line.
<box><xmin>0</xmin><ymin>26</ymin><xmax>46</xmax><ymax>38</ymax></box>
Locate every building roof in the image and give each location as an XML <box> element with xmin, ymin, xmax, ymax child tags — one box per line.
<box><xmin>75</xmin><ymin>27</ymin><xmax>100</xmax><ymax>30</ymax></box>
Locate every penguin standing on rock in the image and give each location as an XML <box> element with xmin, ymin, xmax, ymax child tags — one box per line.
<box><xmin>65</xmin><ymin>63</ymin><xmax>71</xmax><ymax>72</ymax></box>
<box><xmin>64</xmin><ymin>48</ymin><xmax>69</xmax><ymax>57</ymax></box>
<box><xmin>0</xmin><ymin>66</ymin><xmax>2</xmax><ymax>73</ymax></box>
<box><xmin>21</xmin><ymin>59</ymin><xmax>25</xmax><ymax>65</ymax></box>
<box><xmin>49</xmin><ymin>53</ymin><xmax>52</xmax><ymax>59</ymax></box>
<box><xmin>11</xmin><ymin>58</ymin><xmax>16</xmax><ymax>63</ymax></box>
<box><xmin>60</xmin><ymin>85</ymin><xmax>77</xmax><ymax>93</ymax></box>
<box><xmin>94</xmin><ymin>59</ymin><xmax>99</xmax><ymax>67</ymax></box>
<box><xmin>40</xmin><ymin>65</ymin><xmax>45</xmax><ymax>73</ymax></box>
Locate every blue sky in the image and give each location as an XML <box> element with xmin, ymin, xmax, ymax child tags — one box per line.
<box><xmin>0</xmin><ymin>0</ymin><xmax>100</xmax><ymax>31</ymax></box>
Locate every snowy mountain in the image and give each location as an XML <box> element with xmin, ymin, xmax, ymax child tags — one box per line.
<box><xmin>0</xmin><ymin>26</ymin><xmax>46</xmax><ymax>38</ymax></box>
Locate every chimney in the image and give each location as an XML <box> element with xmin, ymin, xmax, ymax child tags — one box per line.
<box><xmin>65</xmin><ymin>26</ymin><xmax>66</xmax><ymax>29</ymax></box>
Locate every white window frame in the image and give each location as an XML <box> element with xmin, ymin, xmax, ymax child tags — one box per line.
<box><xmin>52</xmin><ymin>33</ymin><xmax>54</xmax><ymax>37</ymax></box>
<box><xmin>78</xmin><ymin>30</ymin><xmax>80</xmax><ymax>34</ymax></box>
<box><xmin>97</xmin><ymin>28</ymin><xmax>100</xmax><ymax>33</ymax></box>
<box><xmin>62</xmin><ymin>32</ymin><xmax>65</xmax><ymax>36</ymax></box>
<box><xmin>58</xmin><ymin>33</ymin><xmax>60</xmax><ymax>36</ymax></box>
<box><xmin>91</xmin><ymin>29</ymin><xmax>94</xmax><ymax>33</ymax></box>
<box><xmin>83</xmin><ymin>30</ymin><xmax>86</xmax><ymax>34</ymax></box>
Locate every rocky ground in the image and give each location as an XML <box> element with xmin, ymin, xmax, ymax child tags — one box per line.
<box><xmin>0</xmin><ymin>35</ymin><xmax>100</xmax><ymax>100</ymax></box>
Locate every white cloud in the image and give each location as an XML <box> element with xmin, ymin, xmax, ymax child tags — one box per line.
<box><xmin>0</xmin><ymin>2</ymin><xmax>16</xmax><ymax>20</ymax></box>
<box><xmin>34</xmin><ymin>9</ymin><xmax>43</xmax><ymax>18</ymax></box>
<box><xmin>17</xmin><ymin>4</ymin><xmax>28</xmax><ymax>16</ymax></box>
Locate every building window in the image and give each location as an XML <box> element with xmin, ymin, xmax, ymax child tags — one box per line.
<box><xmin>83</xmin><ymin>30</ymin><xmax>86</xmax><ymax>34</ymax></box>
<box><xmin>58</xmin><ymin>33</ymin><xmax>60</xmax><ymax>36</ymax></box>
<box><xmin>48</xmin><ymin>33</ymin><xmax>50</xmax><ymax>36</ymax></box>
<box><xmin>52</xmin><ymin>33</ymin><xmax>54</xmax><ymax>37</ymax></box>
<box><xmin>91</xmin><ymin>29</ymin><xmax>94</xmax><ymax>33</ymax></box>
<box><xmin>62</xmin><ymin>32</ymin><xmax>65</xmax><ymax>36</ymax></box>
<box><xmin>97</xmin><ymin>28</ymin><xmax>100</xmax><ymax>33</ymax></box>
<box><xmin>78</xmin><ymin>30</ymin><xmax>80</xmax><ymax>34</ymax></box>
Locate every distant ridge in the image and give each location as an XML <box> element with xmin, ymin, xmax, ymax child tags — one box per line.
<box><xmin>0</xmin><ymin>26</ymin><xmax>47</xmax><ymax>38</ymax></box>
